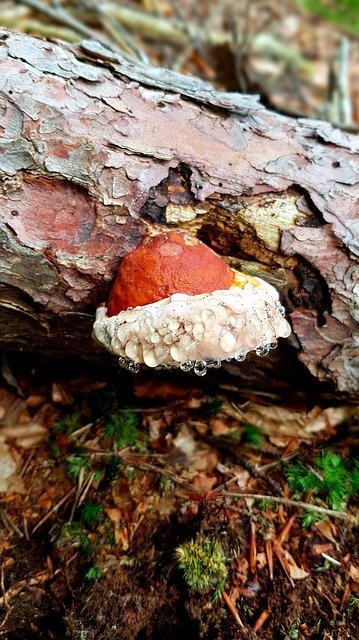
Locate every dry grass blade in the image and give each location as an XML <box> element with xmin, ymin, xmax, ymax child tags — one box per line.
<box><xmin>31</xmin><ymin>486</ymin><xmax>77</xmax><ymax>534</ymax></box>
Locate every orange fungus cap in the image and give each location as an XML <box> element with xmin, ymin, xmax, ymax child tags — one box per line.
<box><xmin>107</xmin><ymin>231</ymin><xmax>234</xmax><ymax>316</ymax></box>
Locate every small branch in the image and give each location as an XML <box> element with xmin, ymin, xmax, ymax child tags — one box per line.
<box><xmin>221</xmin><ymin>492</ymin><xmax>349</xmax><ymax>520</ymax></box>
<box><xmin>325</xmin><ymin>36</ymin><xmax>352</xmax><ymax>128</ymax></box>
<box><xmin>16</xmin><ymin>0</ymin><xmax>116</xmax><ymax>51</ymax></box>
<box><xmin>121</xmin><ymin>455</ymin><xmax>203</xmax><ymax>494</ymax></box>
<box><xmin>31</xmin><ymin>485</ymin><xmax>77</xmax><ymax>534</ymax></box>
<box><xmin>0</xmin><ymin>508</ymin><xmax>23</xmax><ymax>538</ymax></box>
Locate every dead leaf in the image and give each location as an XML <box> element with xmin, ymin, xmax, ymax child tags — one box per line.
<box><xmin>51</xmin><ymin>383</ymin><xmax>73</xmax><ymax>405</ymax></box>
<box><xmin>256</xmin><ymin>551</ymin><xmax>267</xmax><ymax>570</ymax></box>
<box><xmin>193</xmin><ymin>472</ymin><xmax>217</xmax><ymax>493</ymax></box>
<box><xmin>38</xmin><ymin>497</ymin><xmax>53</xmax><ymax>510</ymax></box>
<box><xmin>241</xmin><ymin>404</ymin><xmax>356</xmax><ymax>438</ymax></box>
<box><xmin>1</xmin><ymin>422</ymin><xmax>48</xmax><ymax>448</ymax></box>
<box><xmin>106</xmin><ymin>507</ymin><xmax>122</xmax><ymax>522</ymax></box>
<box><xmin>26</xmin><ymin>394</ymin><xmax>46</xmax><ymax>408</ymax></box>
<box><xmin>0</xmin><ymin>440</ymin><xmax>25</xmax><ymax>493</ymax></box>
<box><xmin>210</xmin><ymin>419</ymin><xmax>229</xmax><ymax>436</ymax></box>
<box><xmin>134</xmin><ymin>378</ymin><xmax>190</xmax><ymax>399</ymax></box>
<box><xmin>314</xmin><ymin>520</ymin><xmax>338</xmax><ymax>542</ymax></box>
<box><xmin>350</xmin><ymin>564</ymin><xmax>359</xmax><ymax>583</ymax></box>
<box><xmin>288</xmin><ymin>564</ymin><xmax>309</xmax><ymax>580</ymax></box>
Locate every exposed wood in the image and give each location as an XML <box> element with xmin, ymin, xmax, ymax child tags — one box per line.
<box><xmin>0</xmin><ymin>29</ymin><xmax>358</xmax><ymax>399</ymax></box>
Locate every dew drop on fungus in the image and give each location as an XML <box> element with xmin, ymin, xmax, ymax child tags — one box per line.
<box><xmin>255</xmin><ymin>344</ymin><xmax>270</xmax><ymax>356</ymax></box>
<box><xmin>278</xmin><ymin>305</ymin><xmax>286</xmax><ymax>316</ymax></box>
<box><xmin>201</xmin><ymin>309</ymin><xmax>215</xmax><ymax>323</ymax></box>
<box><xmin>269</xmin><ymin>341</ymin><xmax>277</xmax><ymax>350</ymax></box>
<box><xmin>128</xmin><ymin>360</ymin><xmax>140</xmax><ymax>373</ymax></box>
<box><xmin>180</xmin><ymin>361</ymin><xmax>194</xmax><ymax>372</ymax></box>
<box><xmin>235</xmin><ymin>351</ymin><xmax>246</xmax><ymax>362</ymax></box>
<box><xmin>194</xmin><ymin>361</ymin><xmax>207</xmax><ymax>376</ymax></box>
<box><xmin>206</xmin><ymin>359</ymin><xmax>221</xmax><ymax>369</ymax></box>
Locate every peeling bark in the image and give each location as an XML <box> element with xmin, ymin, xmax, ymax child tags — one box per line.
<box><xmin>0</xmin><ymin>29</ymin><xmax>358</xmax><ymax>399</ymax></box>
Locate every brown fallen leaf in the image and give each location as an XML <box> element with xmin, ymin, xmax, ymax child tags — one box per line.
<box><xmin>349</xmin><ymin>564</ymin><xmax>359</xmax><ymax>583</ymax></box>
<box><xmin>314</xmin><ymin>520</ymin><xmax>338</xmax><ymax>541</ymax></box>
<box><xmin>193</xmin><ymin>472</ymin><xmax>217</xmax><ymax>493</ymax></box>
<box><xmin>0</xmin><ymin>440</ymin><xmax>25</xmax><ymax>493</ymax></box>
<box><xmin>210</xmin><ymin>419</ymin><xmax>229</xmax><ymax>436</ymax></box>
<box><xmin>134</xmin><ymin>378</ymin><xmax>191</xmax><ymax>399</ymax></box>
<box><xmin>288</xmin><ymin>563</ymin><xmax>309</xmax><ymax>580</ymax></box>
<box><xmin>105</xmin><ymin>507</ymin><xmax>122</xmax><ymax>522</ymax></box>
<box><xmin>240</xmin><ymin>403</ymin><xmax>356</xmax><ymax>438</ymax></box>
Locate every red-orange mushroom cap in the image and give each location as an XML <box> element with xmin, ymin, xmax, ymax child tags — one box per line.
<box><xmin>107</xmin><ymin>231</ymin><xmax>234</xmax><ymax>316</ymax></box>
<box><xmin>93</xmin><ymin>231</ymin><xmax>291</xmax><ymax>375</ymax></box>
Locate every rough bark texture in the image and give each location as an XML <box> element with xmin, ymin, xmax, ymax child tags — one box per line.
<box><xmin>0</xmin><ymin>29</ymin><xmax>358</xmax><ymax>399</ymax></box>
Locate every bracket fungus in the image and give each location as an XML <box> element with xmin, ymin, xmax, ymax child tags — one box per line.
<box><xmin>93</xmin><ymin>231</ymin><xmax>291</xmax><ymax>376</ymax></box>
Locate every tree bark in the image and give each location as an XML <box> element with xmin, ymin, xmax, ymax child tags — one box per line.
<box><xmin>0</xmin><ymin>29</ymin><xmax>358</xmax><ymax>400</ymax></box>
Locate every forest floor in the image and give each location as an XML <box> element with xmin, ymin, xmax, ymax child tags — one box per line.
<box><xmin>0</xmin><ymin>354</ymin><xmax>358</xmax><ymax>640</ymax></box>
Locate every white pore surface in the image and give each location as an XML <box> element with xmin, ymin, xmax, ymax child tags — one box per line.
<box><xmin>93</xmin><ymin>277</ymin><xmax>291</xmax><ymax>371</ymax></box>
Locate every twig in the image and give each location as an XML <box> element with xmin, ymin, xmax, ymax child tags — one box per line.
<box><xmin>95</xmin><ymin>4</ymin><xmax>148</xmax><ymax>62</ymax></box>
<box><xmin>15</xmin><ymin>0</ymin><xmax>116</xmax><ymax>51</ymax></box>
<box><xmin>221</xmin><ymin>492</ymin><xmax>348</xmax><ymax>519</ymax></box>
<box><xmin>325</xmin><ymin>36</ymin><xmax>352</xmax><ymax>128</ymax></box>
<box><xmin>0</xmin><ymin>508</ymin><xmax>23</xmax><ymax>538</ymax></box>
<box><xmin>31</xmin><ymin>485</ymin><xmax>77</xmax><ymax>534</ymax></box>
<box><xmin>20</xmin><ymin>449</ymin><xmax>36</xmax><ymax>476</ymax></box>
<box><xmin>121</xmin><ymin>455</ymin><xmax>203</xmax><ymax>494</ymax></box>
<box><xmin>69</xmin><ymin>422</ymin><xmax>93</xmax><ymax>439</ymax></box>
<box><xmin>204</xmin><ymin>435</ymin><xmax>284</xmax><ymax>496</ymax></box>
<box><xmin>321</xmin><ymin>553</ymin><xmax>341</xmax><ymax>566</ymax></box>
<box><xmin>22</xmin><ymin>515</ymin><xmax>30</xmax><ymax>542</ymax></box>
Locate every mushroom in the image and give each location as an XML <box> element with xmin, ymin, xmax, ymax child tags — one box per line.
<box><xmin>93</xmin><ymin>231</ymin><xmax>291</xmax><ymax>375</ymax></box>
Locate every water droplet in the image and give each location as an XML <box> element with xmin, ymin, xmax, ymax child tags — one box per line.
<box><xmin>128</xmin><ymin>361</ymin><xmax>140</xmax><ymax>373</ymax></box>
<box><xmin>255</xmin><ymin>344</ymin><xmax>270</xmax><ymax>356</ymax></box>
<box><xmin>168</xmin><ymin>319</ymin><xmax>180</xmax><ymax>332</ymax></box>
<box><xmin>206</xmin><ymin>359</ymin><xmax>221</xmax><ymax>369</ymax></box>
<box><xmin>118</xmin><ymin>357</ymin><xmax>126</xmax><ymax>365</ymax></box>
<box><xmin>269</xmin><ymin>341</ymin><xmax>277</xmax><ymax>350</ymax></box>
<box><xmin>194</xmin><ymin>361</ymin><xmax>207</xmax><ymax>376</ymax></box>
<box><xmin>201</xmin><ymin>309</ymin><xmax>215</xmax><ymax>323</ymax></box>
<box><xmin>235</xmin><ymin>351</ymin><xmax>246</xmax><ymax>362</ymax></box>
<box><xmin>278</xmin><ymin>305</ymin><xmax>286</xmax><ymax>316</ymax></box>
<box><xmin>179</xmin><ymin>361</ymin><xmax>194</xmax><ymax>372</ymax></box>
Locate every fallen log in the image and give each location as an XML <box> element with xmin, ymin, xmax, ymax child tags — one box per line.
<box><xmin>0</xmin><ymin>29</ymin><xmax>358</xmax><ymax>400</ymax></box>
